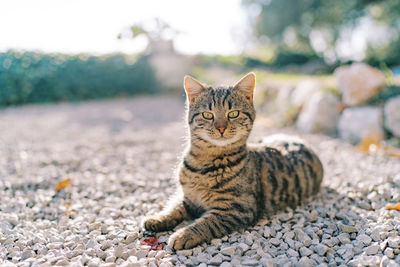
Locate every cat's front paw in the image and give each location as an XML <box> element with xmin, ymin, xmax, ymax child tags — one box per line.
<box><xmin>168</xmin><ymin>227</ymin><xmax>205</xmax><ymax>250</ymax></box>
<box><xmin>143</xmin><ymin>215</ymin><xmax>169</xmax><ymax>232</ymax></box>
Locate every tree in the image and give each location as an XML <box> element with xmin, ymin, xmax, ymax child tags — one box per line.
<box><xmin>242</xmin><ymin>0</ymin><xmax>400</xmax><ymax>64</ymax></box>
<box><xmin>117</xmin><ymin>18</ymin><xmax>179</xmax><ymax>46</ymax></box>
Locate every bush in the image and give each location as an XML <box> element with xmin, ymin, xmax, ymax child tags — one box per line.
<box><xmin>0</xmin><ymin>51</ymin><xmax>160</xmax><ymax>106</ymax></box>
<box><xmin>272</xmin><ymin>50</ymin><xmax>322</xmax><ymax>67</ymax></box>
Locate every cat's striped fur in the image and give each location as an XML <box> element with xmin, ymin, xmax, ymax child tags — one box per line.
<box><xmin>143</xmin><ymin>73</ymin><xmax>323</xmax><ymax>250</ymax></box>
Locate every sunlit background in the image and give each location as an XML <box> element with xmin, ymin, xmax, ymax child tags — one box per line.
<box><xmin>1</xmin><ymin>0</ymin><xmax>400</xmax><ymax>146</ymax></box>
<box><xmin>0</xmin><ymin>0</ymin><xmax>247</xmax><ymax>55</ymax></box>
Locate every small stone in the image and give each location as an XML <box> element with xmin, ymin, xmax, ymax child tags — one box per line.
<box><xmin>270</xmin><ymin>238</ymin><xmax>280</xmax><ymax>246</ymax></box>
<box><xmin>283</xmin><ymin>231</ymin><xmax>295</xmax><ymax>240</ymax></box>
<box><xmin>88</xmin><ymin>258</ymin><xmax>101</xmax><ymax>267</ymax></box>
<box><xmin>115</xmin><ymin>245</ymin><xmax>128</xmax><ymax>259</ymax></box>
<box><xmin>101</xmin><ymin>240</ymin><xmax>112</xmax><ymax>250</ymax></box>
<box><xmin>147</xmin><ymin>250</ymin><xmax>156</xmax><ymax>258</ymax></box>
<box><xmin>286</xmin><ymin>248</ymin><xmax>299</xmax><ymax>257</ymax></box>
<box><xmin>341</xmin><ymin>224</ymin><xmax>358</xmax><ymax>233</ymax></box>
<box><xmin>154</xmin><ymin>250</ymin><xmax>165</xmax><ymax>259</ymax></box>
<box><xmin>177</xmin><ymin>249</ymin><xmax>192</xmax><ymax>257</ymax></box>
<box><xmin>323</xmin><ymin>238</ymin><xmax>339</xmax><ymax>248</ymax></box>
<box><xmin>338</xmin><ymin>233</ymin><xmax>351</xmax><ymax>244</ymax></box>
<box><xmin>135</xmin><ymin>249</ymin><xmax>148</xmax><ymax>259</ymax></box>
<box><xmin>238</xmin><ymin>243</ymin><xmax>249</xmax><ymax>253</ymax></box>
<box><xmin>20</xmin><ymin>249</ymin><xmax>33</xmax><ymax>260</ymax></box>
<box><xmin>196</xmin><ymin>252</ymin><xmax>209</xmax><ymax>263</ymax></box>
<box><xmin>314</xmin><ymin>244</ymin><xmax>329</xmax><ymax>256</ymax></box>
<box><xmin>365</xmin><ymin>244</ymin><xmax>380</xmax><ymax>255</ymax></box>
<box><xmin>370</xmin><ymin>230</ymin><xmax>381</xmax><ymax>242</ymax></box>
<box><xmin>388</xmin><ymin>236</ymin><xmax>400</xmax><ymax>248</ymax></box>
<box><xmin>307</xmin><ymin>210</ymin><xmax>318</xmax><ymax>222</ymax></box>
<box><xmin>56</xmin><ymin>258</ymin><xmax>70</xmax><ymax>265</ymax></box>
<box><xmin>124</xmin><ymin>233</ymin><xmax>138</xmax><ymax>244</ymax></box>
<box><xmin>297</xmin><ymin>256</ymin><xmax>313</xmax><ymax>267</ymax></box>
<box><xmin>208</xmin><ymin>254</ymin><xmax>223</xmax><ymax>265</ymax></box>
<box><xmin>385</xmin><ymin>247</ymin><xmax>395</xmax><ymax>259</ymax></box>
<box><xmin>96</xmin><ymin>248</ymin><xmax>106</xmax><ymax>259</ymax></box>
<box><xmin>241</xmin><ymin>258</ymin><xmax>259</xmax><ymax>266</ymax></box>
<box><xmin>299</xmin><ymin>247</ymin><xmax>313</xmax><ymax>257</ymax></box>
<box><xmin>47</xmin><ymin>242</ymin><xmax>63</xmax><ymax>250</ymax></box>
<box><xmin>357</xmin><ymin>234</ymin><xmax>372</xmax><ymax>246</ymax></box>
<box><xmin>86</xmin><ymin>239</ymin><xmax>99</xmax><ymax>249</ymax></box>
<box><xmin>381</xmin><ymin>239</ymin><xmax>389</xmax><ymax>251</ymax></box>
<box><xmin>220</xmin><ymin>246</ymin><xmax>235</xmax><ymax>256</ymax></box>
<box><xmin>262</xmin><ymin>258</ymin><xmax>275</xmax><ymax>267</ymax></box>
<box><xmin>220</xmin><ymin>262</ymin><xmax>232</xmax><ymax>267</ymax></box>
<box><xmin>106</xmin><ymin>256</ymin><xmax>116</xmax><ymax>263</ymax></box>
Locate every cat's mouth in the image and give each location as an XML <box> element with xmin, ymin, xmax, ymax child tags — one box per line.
<box><xmin>197</xmin><ymin>132</ymin><xmax>242</xmax><ymax>147</ymax></box>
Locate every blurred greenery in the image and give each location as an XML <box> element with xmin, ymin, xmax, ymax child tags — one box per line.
<box><xmin>0</xmin><ymin>51</ymin><xmax>159</xmax><ymax>106</ymax></box>
<box><xmin>242</xmin><ymin>0</ymin><xmax>400</xmax><ymax>66</ymax></box>
<box><xmin>366</xmin><ymin>85</ymin><xmax>400</xmax><ymax>105</ymax></box>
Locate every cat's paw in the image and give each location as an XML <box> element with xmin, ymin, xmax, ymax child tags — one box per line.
<box><xmin>168</xmin><ymin>227</ymin><xmax>204</xmax><ymax>250</ymax></box>
<box><xmin>143</xmin><ymin>215</ymin><xmax>169</xmax><ymax>232</ymax></box>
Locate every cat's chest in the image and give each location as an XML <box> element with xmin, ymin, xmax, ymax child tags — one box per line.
<box><xmin>180</xmin><ymin>164</ymin><xmax>238</xmax><ymax>208</ymax></box>
<box><xmin>181</xmin><ymin>161</ymin><xmax>235</xmax><ymax>189</ymax></box>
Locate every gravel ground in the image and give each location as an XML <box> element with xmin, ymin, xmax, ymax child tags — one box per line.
<box><xmin>0</xmin><ymin>96</ymin><xmax>399</xmax><ymax>267</ymax></box>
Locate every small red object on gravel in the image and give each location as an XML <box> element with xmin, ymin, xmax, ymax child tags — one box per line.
<box><xmin>141</xmin><ymin>237</ymin><xmax>164</xmax><ymax>250</ymax></box>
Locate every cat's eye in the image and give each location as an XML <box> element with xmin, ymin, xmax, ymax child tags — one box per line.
<box><xmin>202</xmin><ymin>112</ymin><xmax>214</xmax><ymax>120</ymax></box>
<box><xmin>228</xmin><ymin>110</ymin><xmax>239</xmax><ymax>119</ymax></box>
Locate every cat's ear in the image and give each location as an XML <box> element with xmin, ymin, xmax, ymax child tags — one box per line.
<box><xmin>233</xmin><ymin>72</ymin><xmax>256</xmax><ymax>101</ymax></box>
<box><xmin>184</xmin><ymin>75</ymin><xmax>206</xmax><ymax>102</ymax></box>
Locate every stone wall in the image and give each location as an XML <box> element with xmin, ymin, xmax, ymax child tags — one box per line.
<box><xmin>266</xmin><ymin>63</ymin><xmax>400</xmax><ymax>144</ymax></box>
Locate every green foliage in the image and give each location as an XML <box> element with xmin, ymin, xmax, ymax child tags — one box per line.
<box><xmin>366</xmin><ymin>85</ymin><xmax>400</xmax><ymax>105</ymax></box>
<box><xmin>243</xmin><ymin>0</ymin><xmax>400</xmax><ymax>65</ymax></box>
<box><xmin>0</xmin><ymin>51</ymin><xmax>160</xmax><ymax>106</ymax></box>
<box><xmin>272</xmin><ymin>50</ymin><xmax>322</xmax><ymax>67</ymax></box>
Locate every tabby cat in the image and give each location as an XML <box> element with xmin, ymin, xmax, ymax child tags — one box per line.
<box><xmin>143</xmin><ymin>73</ymin><xmax>323</xmax><ymax>250</ymax></box>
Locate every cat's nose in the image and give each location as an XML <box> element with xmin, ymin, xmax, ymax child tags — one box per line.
<box><xmin>217</xmin><ymin>127</ymin><xmax>226</xmax><ymax>134</ymax></box>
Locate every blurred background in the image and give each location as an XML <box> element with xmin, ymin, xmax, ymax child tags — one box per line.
<box><xmin>1</xmin><ymin>0</ymin><xmax>400</xmax><ymax>145</ymax></box>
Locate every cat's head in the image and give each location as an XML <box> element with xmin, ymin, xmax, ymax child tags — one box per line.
<box><xmin>184</xmin><ymin>73</ymin><xmax>256</xmax><ymax>147</ymax></box>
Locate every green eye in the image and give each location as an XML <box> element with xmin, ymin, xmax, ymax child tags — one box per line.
<box><xmin>202</xmin><ymin>112</ymin><xmax>214</xmax><ymax>120</ymax></box>
<box><xmin>228</xmin><ymin>110</ymin><xmax>239</xmax><ymax>118</ymax></box>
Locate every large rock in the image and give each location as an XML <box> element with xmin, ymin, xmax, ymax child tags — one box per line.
<box><xmin>290</xmin><ymin>79</ymin><xmax>322</xmax><ymax>109</ymax></box>
<box><xmin>384</xmin><ymin>96</ymin><xmax>400</xmax><ymax>137</ymax></box>
<box><xmin>273</xmin><ymin>79</ymin><xmax>321</xmax><ymax>124</ymax></box>
<box><xmin>296</xmin><ymin>91</ymin><xmax>340</xmax><ymax>134</ymax></box>
<box><xmin>274</xmin><ymin>85</ymin><xmax>297</xmax><ymax>123</ymax></box>
<box><xmin>338</xmin><ymin>107</ymin><xmax>384</xmax><ymax>142</ymax></box>
<box><xmin>334</xmin><ymin>63</ymin><xmax>386</xmax><ymax>106</ymax></box>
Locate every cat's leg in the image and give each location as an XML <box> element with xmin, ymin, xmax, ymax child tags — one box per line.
<box><xmin>143</xmin><ymin>197</ymin><xmax>188</xmax><ymax>232</ymax></box>
<box><xmin>169</xmin><ymin>208</ymin><xmax>254</xmax><ymax>250</ymax></box>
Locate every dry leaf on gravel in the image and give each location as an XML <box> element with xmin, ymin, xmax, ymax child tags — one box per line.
<box><xmin>385</xmin><ymin>146</ymin><xmax>400</xmax><ymax>159</ymax></box>
<box><xmin>55</xmin><ymin>179</ymin><xmax>73</xmax><ymax>192</ymax></box>
<box><xmin>357</xmin><ymin>132</ymin><xmax>400</xmax><ymax>159</ymax></box>
<box><xmin>386</xmin><ymin>203</ymin><xmax>400</xmax><ymax>211</ymax></box>
<box><xmin>357</xmin><ymin>132</ymin><xmax>382</xmax><ymax>154</ymax></box>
